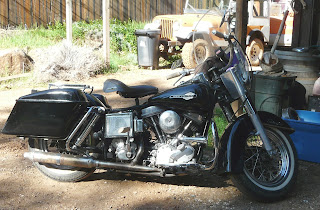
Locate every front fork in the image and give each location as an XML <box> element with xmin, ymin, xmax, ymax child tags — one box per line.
<box><xmin>230</xmin><ymin>70</ymin><xmax>274</xmax><ymax>155</ymax></box>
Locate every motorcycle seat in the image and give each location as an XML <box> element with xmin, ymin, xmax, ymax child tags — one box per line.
<box><xmin>103</xmin><ymin>79</ymin><xmax>158</xmax><ymax>98</ymax></box>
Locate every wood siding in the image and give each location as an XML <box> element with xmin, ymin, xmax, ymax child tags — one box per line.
<box><xmin>0</xmin><ymin>0</ymin><xmax>191</xmax><ymax>27</ymax></box>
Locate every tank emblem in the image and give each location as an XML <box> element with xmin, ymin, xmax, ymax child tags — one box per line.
<box><xmin>170</xmin><ymin>92</ymin><xmax>197</xmax><ymax>100</ymax></box>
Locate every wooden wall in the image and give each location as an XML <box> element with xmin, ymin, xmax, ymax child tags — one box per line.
<box><xmin>0</xmin><ymin>0</ymin><xmax>190</xmax><ymax>27</ymax></box>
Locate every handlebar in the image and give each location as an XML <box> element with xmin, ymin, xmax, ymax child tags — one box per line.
<box><xmin>211</xmin><ymin>30</ymin><xmax>235</xmax><ymax>72</ymax></box>
<box><xmin>167</xmin><ymin>71</ymin><xmax>183</xmax><ymax>80</ymax></box>
<box><xmin>212</xmin><ymin>30</ymin><xmax>234</xmax><ymax>41</ymax></box>
<box><xmin>166</xmin><ymin>69</ymin><xmax>194</xmax><ymax>80</ymax></box>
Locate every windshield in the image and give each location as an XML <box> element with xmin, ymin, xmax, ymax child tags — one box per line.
<box><xmin>184</xmin><ymin>0</ymin><xmax>230</xmax><ymax>14</ymax></box>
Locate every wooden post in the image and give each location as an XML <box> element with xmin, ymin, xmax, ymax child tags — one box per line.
<box><xmin>235</xmin><ymin>0</ymin><xmax>248</xmax><ymax>48</ymax></box>
<box><xmin>103</xmin><ymin>0</ymin><xmax>110</xmax><ymax>66</ymax></box>
<box><xmin>66</xmin><ymin>0</ymin><xmax>72</xmax><ymax>43</ymax></box>
<box><xmin>232</xmin><ymin>0</ymin><xmax>248</xmax><ymax>116</ymax></box>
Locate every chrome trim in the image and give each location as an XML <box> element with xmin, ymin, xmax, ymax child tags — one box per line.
<box><xmin>74</xmin><ymin>113</ymin><xmax>100</xmax><ymax>147</ymax></box>
<box><xmin>24</xmin><ymin>151</ymin><xmax>161</xmax><ymax>172</ymax></box>
<box><xmin>178</xmin><ymin>136</ymin><xmax>207</xmax><ymax>144</ymax></box>
<box><xmin>66</xmin><ymin>107</ymin><xmax>96</xmax><ymax>151</ymax></box>
<box><xmin>229</xmin><ymin>68</ymin><xmax>273</xmax><ymax>154</ymax></box>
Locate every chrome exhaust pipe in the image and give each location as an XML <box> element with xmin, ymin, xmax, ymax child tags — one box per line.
<box><xmin>24</xmin><ymin>151</ymin><xmax>161</xmax><ymax>173</ymax></box>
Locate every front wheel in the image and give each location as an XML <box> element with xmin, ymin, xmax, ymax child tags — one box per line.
<box><xmin>231</xmin><ymin>127</ymin><xmax>298</xmax><ymax>202</ymax></box>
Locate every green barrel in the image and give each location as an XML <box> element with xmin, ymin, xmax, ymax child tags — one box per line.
<box><xmin>251</xmin><ymin>74</ymin><xmax>296</xmax><ymax>116</ymax></box>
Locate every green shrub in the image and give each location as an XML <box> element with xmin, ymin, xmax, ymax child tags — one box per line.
<box><xmin>0</xmin><ymin>19</ymin><xmax>146</xmax><ymax>72</ymax></box>
<box><xmin>110</xmin><ymin>19</ymin><xmax>145</xmax><ymax>53</ymax></box>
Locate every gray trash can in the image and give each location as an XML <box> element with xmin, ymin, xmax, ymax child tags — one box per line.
<box><xmin>135</xmin><ymin>29</ymin><xmax>160</xmax><ymax>69</ymax></box>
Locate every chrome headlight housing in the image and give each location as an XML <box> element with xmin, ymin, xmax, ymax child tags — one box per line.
<box><xmin>173</xmin><ymin>21</ymin><xmax>181</xmax><ymax>32</ymax></box>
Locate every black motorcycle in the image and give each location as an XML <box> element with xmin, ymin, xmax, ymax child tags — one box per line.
<box><xmin>2</xmin><ymin>31</ymin><xmax>297</xmax><ymax>202</ymax></box>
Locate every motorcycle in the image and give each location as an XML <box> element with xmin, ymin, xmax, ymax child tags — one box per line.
<box><xmin>2</xmin><ymin>30</ymin><xmax>297</xmax><ymax>202</ymax></box>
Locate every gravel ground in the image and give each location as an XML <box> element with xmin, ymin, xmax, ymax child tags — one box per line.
<box><xmin>0</xmin><ymin>69</ymin><xmax>320</xmax><ymax>209</ymax></box>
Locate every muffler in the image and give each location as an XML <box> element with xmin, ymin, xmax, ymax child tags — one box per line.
<box><xmin>24</xmin><ymin>151</ymin><xmax>161</xmax><ymax>173</ymax></box>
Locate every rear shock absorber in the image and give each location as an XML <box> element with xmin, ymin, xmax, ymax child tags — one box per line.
<box><xmin>66</xmin><ymin>107</ymin><xmax>105</xmax><ymax>151</ymax></box>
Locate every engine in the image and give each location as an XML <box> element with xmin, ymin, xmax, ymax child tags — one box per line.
<box><xmin>159</xmin><ymin>110</ymin><xmax>181</xmax><ymax>134</ymax></box>
<box><xmin>141</xmin><ymin>106</ymin><xmax>207</xmax><ymax>167</ymax></box>
<box><xmin>111</xmin><ymin>139</ymin><xmax>137</xmax><ymax>161</ymax></box>
<box><xmin>154</xmin><ymin>142</ymin><xmax>195</xmax><ymax>166</ymax></box>
<box><xmin>104</xmin><ymin>107</ymin><xmax>207</xmax><ymax>167</ymax></box>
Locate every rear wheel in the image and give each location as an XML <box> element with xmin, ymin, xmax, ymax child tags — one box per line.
<box><xmin>29</xmin><ymin>138</ymin><xmax>95</xmax><ymax>182</ymax></box>
<box><xmin>182</xmin><ymin>39</ymin><xmax>213</xmax><ymax>69</ymax></box>
<box><xmin>231</xmin><ymin>127</ymin><xmax>298</xmax><ymax>202</ymax></box>
<box><xmin>246</xmin><ymin>38</ymin><xmax>264</xmax><ymax>66</ymax></box>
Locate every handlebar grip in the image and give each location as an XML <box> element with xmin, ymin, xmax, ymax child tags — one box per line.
<box><xmin>212</xmin><ymin>30</ymin><xmax>226</xmax><ymax>39</ymax></box>
<box><xmin>166</xmin><ymin>71</ymin><xmax>182</xmax><ymax>80</ymax></box>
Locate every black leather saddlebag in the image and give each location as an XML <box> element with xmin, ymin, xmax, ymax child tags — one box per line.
<box><xmin>2</xmin><ymin>88</ymin><xmax>89</xmax><ymax>139</ymax></box>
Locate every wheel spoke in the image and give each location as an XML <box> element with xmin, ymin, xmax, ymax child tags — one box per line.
<box><xmin>243</xmin><ymin>129</ymin><xmax>292</xmax><ymax>187</ymax></box>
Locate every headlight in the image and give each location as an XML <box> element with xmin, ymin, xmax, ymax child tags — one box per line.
<box><xmin>153</xmin><ymin>19</ymin><xmax>161</xmax><ymax>25</ymax></box>
<box><xmin>144</xmin><ymin>19</ymin><xmax>161</xmax><ymax>30</ymax></box>
<box><xmin>173</xmin><ymin>21</ymin><xmax>181</xmax><ymax>31</ymax></box>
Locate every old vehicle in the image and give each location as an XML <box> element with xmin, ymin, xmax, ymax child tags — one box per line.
<box><xmin>145</xmin><ymin>0</ymin><xmax>294</xmax><ymax>67</ymax></box>
<box><xmin>243</xmin><ymin>0</ymin><xmax>294</xmax><ymax>65</ymax></box>
<box><xmin>144</xmin><ymin>0</ymin><xmax>229</xmax><ymax>69</ymax></box>
<box><xmin>2</xmin><ymin>29</ymin><xmax>298</xmax><ymax>201</ymax></box>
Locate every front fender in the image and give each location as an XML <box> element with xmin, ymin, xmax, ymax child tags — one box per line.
<box><xmin>176</xmin><ymin>30</ymin><xmax>210</xmax><ymax>41</ymax></box>
<box><xmin>218</xmin><ymin>111</ymin><xmax>294</xmax><ymax>173</ymax></box>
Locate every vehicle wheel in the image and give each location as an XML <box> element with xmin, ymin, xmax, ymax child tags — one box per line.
<box><xmin>231</xmin><ymin>127</ymin><xmax>298</xmax><ymax>202</ymax></box>
<box><xmin>182</xmin><ymin>39</ymin><xmax>213</xmax><ymax>69</ymax></box>
<box><xmin>246</xmin><ymin>38</ymin><xmax>264</xmax><ymax>66</ymax></box>
<box><xmin>28</xmin><ymin>138</ymin><xmax>96</xmax><ymax>182</ymax></box>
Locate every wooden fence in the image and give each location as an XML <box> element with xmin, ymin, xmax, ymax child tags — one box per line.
<box><xmin>0</xmin><ymin>0</ymin><xmax>190</xmax><ymax>27</ymax></box>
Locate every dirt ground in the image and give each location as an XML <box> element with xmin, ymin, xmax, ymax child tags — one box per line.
<box><xmin>1</xmin><ymin>69</ymin><xmax>320</xmax><ymax>209</ymax></box>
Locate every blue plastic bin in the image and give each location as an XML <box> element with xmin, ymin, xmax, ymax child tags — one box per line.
<box><xmin>283</xmin><ymin>110</ymin><xmax>320</xmax><ymax>163</ymax></box>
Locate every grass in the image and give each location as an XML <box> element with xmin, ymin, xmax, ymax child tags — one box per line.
<box><xmin>214</xmin><ymin>108</ymin><xmax>229</xmax><ymax>137</ymax></box>
<box><xmin>0</xmin><ymin>73</ymin><xmax>46</xmax><ymax>90</ymax></box>
<box><xmin>205</xmin><ymin>107</ymin><xmax>228</xmax><ymax>148</ymax></box>
<box><xmin>0</xmin><ymin>19</ymin><xmax>145</xmax><ymax>50</ymax></box>
<box><xmin>0</xmin><ymin>29</ymin><xmax>59</xmax><ymax>49</ymax></box>
<box><xmin>0</xmin><ymin>19</ymin><xmax>181</xmax><ymax>77</ymax></box>
<box><xmin>0</xmin><ymin>19</ymin><xmax>182</xmax><ymax>90</ymax></box>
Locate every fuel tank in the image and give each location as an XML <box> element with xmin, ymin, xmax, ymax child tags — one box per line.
<box><xmin>148</xmin><ymin>83</ymin><xmax>215</xmax><ymax>113</ymax></box>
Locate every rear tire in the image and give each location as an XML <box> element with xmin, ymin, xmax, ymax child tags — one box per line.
<box><xmin>231</xmin><ymin>127</ymin><xmax>298</xmax><ymax>202</ymax></box>
<box><xmin>182</xmin><ymin>39</ymin><xmax>213</xmax><ymax>69</ymax></box>
<box><xmin>29</xmin><ymin>138</ymin><xmax>95</xmax><ymax>182</ymax></box>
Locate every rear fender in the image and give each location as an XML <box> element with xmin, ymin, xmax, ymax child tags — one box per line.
<box><xmin>218</xmin><ymin>111</ymin><xmax>294</xmax><ymax>173</ymax></box>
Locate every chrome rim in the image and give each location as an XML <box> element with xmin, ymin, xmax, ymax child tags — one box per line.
<box><xmin>194</xmin><ymin>45</ymin><xmax>207</xmax><ymax>64</ymax></box>
<box><xmin>250</xmin><ymin>44</ymin><xmax>261</xmax><ymax>61</ymax></box>
<box><xmin>243</xmin><ymin>129</ymin><xmax>291</xmax><ymax>189</ymax></box>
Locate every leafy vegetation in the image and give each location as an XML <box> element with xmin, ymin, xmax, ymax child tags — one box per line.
<box><xmin>0</xmin><ymin>19</ymin><xmax>144</xmax><ymax>49</ymax></box>
<box><xmin>206</xmin><ymin>107</ymin><xmax>228</xmax><ymax>148</ymax></box>
<box><xmin>214</xmin><ymin>108</ymin><xmax>228</xmax><ymax>136</ymax></box>
<box><xmin>0</xmin><ymin>19</ymin><xmax>145</xmax><ymax>72</ymax></box>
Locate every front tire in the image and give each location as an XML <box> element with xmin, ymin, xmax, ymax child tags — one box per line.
<box><xmin>231</xmin><ymin>127</ymin><xmax>298</xmax><ymax>202</ymax></box>
<box><xmin>29</xmin><ymin>138</ymin><xmax>95</xmax><ymax>182</ymax></box>
<box><xmin>182</xmin><ymin>39</ymin><xmax>213</xmax><ymax>69</ymax></box>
